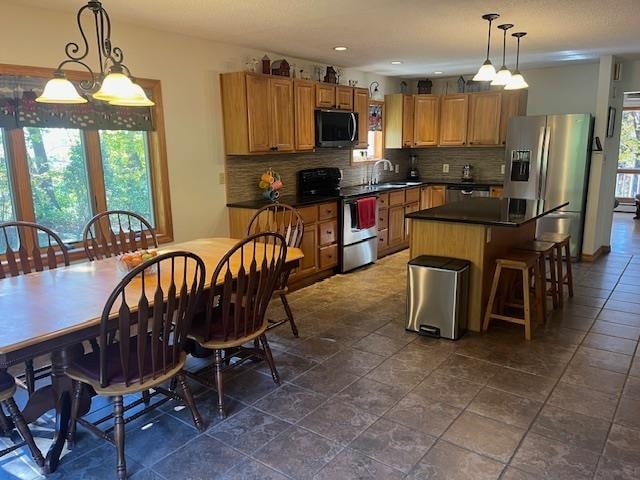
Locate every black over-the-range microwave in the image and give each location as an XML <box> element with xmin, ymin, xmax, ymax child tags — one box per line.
<box><xmin>315</xmin><ymin>110</ymin><xmax>358</xmax><ymax>148</ymax></box>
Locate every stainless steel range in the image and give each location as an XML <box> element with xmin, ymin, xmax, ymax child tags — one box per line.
<box><xmin>298</xmin><ymin>168</ymin><xmax>378</xmax><ymax>273</ymax></box>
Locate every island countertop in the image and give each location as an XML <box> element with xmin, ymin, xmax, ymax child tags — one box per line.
<box><xmin>406</xmin><ymin>197</ymin><xmax>569</xmax><ymax>227</ymax></box>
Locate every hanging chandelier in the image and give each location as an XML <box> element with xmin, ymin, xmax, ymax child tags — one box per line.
<box><xmin>472</xmin><ymin>13</ymin><xmax>500</xmax><ymax>82</ymax></box>
<box><xmin>491</xmin><ymin>24</ymin><xmax>514</xmax><ymax>86</ymax></box>
<box><xmin>505</xmin><ymin>32</ymin><xmax>529</xmax><ymax>90</ymax></box>
<box><xmin>36</xmin><ymin>1</ymin><xmax>154</xmax><ymax>106</ymax></box>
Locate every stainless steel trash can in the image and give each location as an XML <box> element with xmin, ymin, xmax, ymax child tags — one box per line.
<box><xmin>406</xmin><ymin>255</ymin><xmax>470</xmax><ymax>340</ymax></box>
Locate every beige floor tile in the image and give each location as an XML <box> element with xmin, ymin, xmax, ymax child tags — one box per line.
<box><xmin>548</xmin><ymin>382</ymin><xmax>619</xmax><ymax>421</ymax></box>
<box><xmin>467</xmin><ymin>387</ymin><xmax>542</xmax><ymax>428</ymax></box>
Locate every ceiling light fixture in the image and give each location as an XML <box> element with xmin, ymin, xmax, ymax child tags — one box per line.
<box><xmin>505</xmin><ymin>32</ymin><xmax>529</xmax><ymax>90</ymax></box>
<box><xmin>333</xmin><ymin>46</ymin><xmax>348</xmax><ymax>51</ymax></box>
<box><xmin>473</xmin><ymin>13</ymin><xmax>500</xmax><ymax>82</ymax></box>
<box><xmin>491</xmin><ymin>23</ymin><xmax>514</xmax><ymax>86</ymax></box>
<box><xmin>36</xmin><ymin>1</ymin><xmax>153</xmax><ymax>106</ymax></box>
<box><xmin>391</xmin><ymin>61</ymin><xmax>403</xmax><ymax>65</ymax></box>
<box><xmin>434</xmin><ymin>71</ymin><xmax>443</xmax><ymax>75</ymax></box>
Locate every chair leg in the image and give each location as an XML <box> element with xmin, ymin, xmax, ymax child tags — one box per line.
<box><xmin>555</xmin><ymin>244</ymin><xmax>564</xmax><ymax>307</ymax></box>
<box><xmin>142</xmin><ymin>390</ymin><xmax>151</xmax><ymax>406</ymax></box>
<box><xmin>522</xmin><ymin>268</ymin><xmax>532</xmax><ymax>341</ymax></box>
<box><xmin>113</xmin><ymin>396</ymin><xmax>126</xmax><ymax>480</ymax></box>
<box><xmin>280</xmin><ymin>293</ymin><xmax>299</xmax><ymax>337</ymax></box>
<box><xmin>548</xmin><ymin>250</ymin><xmax>558</xmax><ymax>309</ymax></box>
<box><xmin>483</xmin><ymin>264</ymin><xmax>502</xmax><ymax>332</ymax></box>
<box><xmin>176</xmin><ymin>374</ymin><xmax>205</xmax><ymax>432</ymax></box>
<box><xmin>2</xmin><ymin>398</ymin><xmax>45</xmax><ymax>468</ymax></box>
<box><xmin>67</xmin><ymin>381</ymin><xmax>83</xmax><ymax>447</ymax></box>
<box><xmin>259</xmin><ymin>335</ymin><xmax>280</xmax><ymax>385</ymax></box>
<box><xmin>212</xmin><ymin>350</ymin><xmax>226</xmax><ymax>419</ymax></box>
<box><xmin>24</xmin><ymin>360</ymin><xmax>35</xmax><ymax>396</ymax></box>
<box><xmin>0</xmin><ymin>404</ymin><xmax>13</xmax><ymax>434</ymax></box>
<box><xmin>537</xmin><ymin>256</ymin><xmax>547</xmax><ymax>323</ymax></box>
<box><xmin>565</xmin><ymin>242</ymin><xmax>574</xmax><ymax>297</ymax></box>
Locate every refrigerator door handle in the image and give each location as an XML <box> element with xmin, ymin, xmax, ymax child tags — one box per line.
<box><xmin>538</xmin><ymin>126</ymin><xmax>551</xmax><ymax>199</ymax></box>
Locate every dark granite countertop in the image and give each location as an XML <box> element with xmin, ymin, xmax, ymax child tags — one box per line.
<box><xmin>406</xmin><ymin>197</ymin><xmax>569</xmax><ymax>227</ymax></box>
<box><xmin>227</xmin><ymin>194</ymin><xmax>339</xmax><ymax>209</ymax></box>
<box><xmin>421</xmin><ymin>179</ymin><xmax>504</xmax><ymax>187</ymax></box>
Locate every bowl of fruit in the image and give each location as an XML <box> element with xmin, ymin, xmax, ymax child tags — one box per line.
<box><xmin>118</xmin><ymin>250</ymin><xmax>158</xmax><ymax>273</ymax></box>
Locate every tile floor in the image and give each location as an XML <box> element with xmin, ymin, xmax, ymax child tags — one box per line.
<box><xmin>2</xmin><ymin>213</ymin><xmax>640</xmax><ymax>479</ymax></box>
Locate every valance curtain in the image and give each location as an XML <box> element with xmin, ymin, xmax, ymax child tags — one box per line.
<box><xmin>0</xmin><ymin>75</ymin><xmax>154</xmax><ymax>131</ymax></box>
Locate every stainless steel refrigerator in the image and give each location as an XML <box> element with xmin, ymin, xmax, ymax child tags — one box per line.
<box><xmin>503</xmin><ymin>114</ymin><xmax>594</xmax><ymax>258</ymax></box>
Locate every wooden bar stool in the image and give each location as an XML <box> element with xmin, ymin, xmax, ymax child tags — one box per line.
<box><xmin>537</xmin><ymin>232</ymin><xmax>573</xmax><ymax>307</ymax></box>
<box><xmin>483</xmin><ymin>252</ymin><xmax>544</xmax><ymax>340</ymax></box>
<box><xmin>515</xmin><ymin>240</ymin><xmax>559</xmax><ymax>312</ymax></box>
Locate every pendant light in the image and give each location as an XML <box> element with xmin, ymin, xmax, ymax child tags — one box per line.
<box><xmin>36</xmin><ymin>1</ymin><xmax>153</xmax><ymax>106</ymax></box>
<box><xmin>473</xmin><ymin>13</ymin><xmax>500</xmax><ymax>82</ymax></box>
<box><xmin>491</xmin><ymin>24</ymin><xmax>514</xmax><ymax>86</ymax></box>
<box><xmin>505</xmin><ymin>32</ymin><xmax>529</xmax><ymax>90</ymax></box>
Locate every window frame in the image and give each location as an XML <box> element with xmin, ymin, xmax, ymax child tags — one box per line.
<box><xmin>0</xmin><ymin>63</ymin><xmax>173</xmax><ymax>259</ymax></box>
<box><xmin>616</xmin><ymin>106</ymin><xmax>640</xmax><ymax>203</ymax></box>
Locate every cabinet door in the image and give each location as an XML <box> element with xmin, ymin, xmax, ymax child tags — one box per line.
<box><xmin>404</xmin><ymin>201</ymin><xmax>420</xmax><ymax>239</ymax></box>
<box><xmin>294</xmin><ymin>80</ymin><xmax>315</xmax><ymax>151</ymax></box>
<box><xmin>402</xmin><ymin>95</ymin><xmax>415</xmax><ymax>147</ymax></box>
<box><xmin>388</xmin><ymin>205</ymin><xmax>405</xmax><ymax>246</ymax></box>
<box><xmin>420</xmin><ymin>186</ymin><xmax>431</xmax><ymax>209</ymax></box>
<box><xmin>430</xmin><ymin>186</ymin><xmax>446</xmax><ymax>207</ymax></box>
<box><xmin>316</xmin><ymin>84</ymin><xmax>336</xmax><ymax>108</ymax></box>
<box><xmin>414</xmin><ymin>95</ymin><xmax>439</xmax><ymax>146</ymax></box>
<box><xmin>353</xmin><ymin>88</ymin><xmax>369</xmax><ymax>148</ymax></box>
<box><xmin>378</xmin><ymin>207</ymin><xmax>389</xmax><ymax>230</ymax></box>
<box><xmin>500</xmin><ymin>91</ymin><xmax>527</xmax><ymax>145</ymax></box>
<box><xmin>318</xmin><ymin>220</ymin><xmax>337</xmax><ymax>246</ymax></box>
<box><xmin>439</xmin><ymin>94</ymin><xmax>468</xmax><ymax>146</ymax></box>
<box><xmin>467</xmin><ymin>92</ymin><xmax>501</xmax><ymax>146</ymax></box>
<box><xmin>336</xmin><ymin>86</ymin><xmax>354</xmax><ymax>110</ymax></box>
<box><xmin>489</xmin><ymin>186</ymin><xmax>503</xmax><ymax>198</ymax></box>
<box><xmin>296</xmin><ymin>223</ymin><xmax>317</xmax><ymax>277</ymax></box>
<box><xmin>245</xmin><ymin>74</ymin><xmax>271</xmax><ymax>152</ymax></box>
<box><xmin>269</xmin><ymin>77</ymin><xmax>294</xmax><ymax>152</ymax></box>
<box><xmin>377</xmin><ymin>229</ymin><xmax>388</xmax><ymax>254</ymax></box>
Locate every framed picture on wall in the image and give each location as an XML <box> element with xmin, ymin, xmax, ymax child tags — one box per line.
<box><xmin>606</xmin><ymin>106</ymin><xmax>616</xmax><ymax>137</ymax></box>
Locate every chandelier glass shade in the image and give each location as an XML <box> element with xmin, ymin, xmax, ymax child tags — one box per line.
<box><xmin>35</xmin><ymin>1</ymin><xmax>154</xmax><ymax>106</ymax></box>
<box><xmin>505</xmin><ymin>32</ymin><xmax>529</xmax><ymax>90</ymax></box>
<box><xmin>473</xmin><ymin>13</ymin><xmax>500</xmax><ymax>82</ymax></box>
<box><xmin>491</xmin><ymin>24</ymin><xmax>514</xmax><ymax>86</ymax></box>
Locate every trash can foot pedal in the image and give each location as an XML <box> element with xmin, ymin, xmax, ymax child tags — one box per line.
<box><xmin>419</xmin><ymin>325</ymin><xmax>440</xmax><ymax>337</ymax></box>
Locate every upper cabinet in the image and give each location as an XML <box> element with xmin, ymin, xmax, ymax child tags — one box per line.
<box><xmin>353</xmin><ymin>87</ymin><xmax>369</xmax><ymax>149</ymax></box>
<box><xmin>500</xmin><ymin>91</ymin><xmax>528</xmax><ymax>145</ymax></box>
<box><xmin>294</xmin><ymin>79</ymin><xmax>316</xmax><ymax>151</ymax></box>
<box><xmin>336</xmin><ymin>86</ymin><xmax>354</xmax><ymax>110</ymax></box>
<box><xmin>221</xmin><ymin>72</ymin><xmax>294</xmax><ymax>154</ymax></box>
<box><xmin>467</xmin><ymin>91</ymin><xmax>501</xmax><ymax>146</ymax></box>
<box><xmin>413</xmin><ymin>95</ymin><xmax>439</xmax><ymax>147</ymax></box>
<box><xmin>402</xmin><ymin>95</ymin><xmax>415</xmax><ymax>147</ymax></box>
<box><xmin>384</xmin><ymin>94</ymin><xmax>415</xmax><ymax>148</ymax></box>
<box><xmin>316</xmin><ymin>84</ymin><xmax>335</xmax><ymax>108</ymax></box>
<box><xmin>439</xmin><ymin>94</ymin><xmax>468</xmax><ymax>146</ymax></box>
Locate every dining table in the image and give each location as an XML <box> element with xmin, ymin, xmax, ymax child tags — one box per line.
<box><xmin>0</xmin><ymin>237</ymin><xmax>303</xmax><ymax>473</ymax></box>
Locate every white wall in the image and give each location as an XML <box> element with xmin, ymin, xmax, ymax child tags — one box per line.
<box><xmin>0</xmin><ymin>2</ymin><xmax>399</xmax><ymax>242</ymax></box>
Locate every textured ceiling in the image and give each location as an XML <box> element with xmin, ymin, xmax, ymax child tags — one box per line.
<box><xmin>11</xmin><ymin>0</ymin><xmax>640</xmax><ymax>77</ymax></box>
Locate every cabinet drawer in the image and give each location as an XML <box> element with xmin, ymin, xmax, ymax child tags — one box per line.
<box><xmin>318</xmin><ymin>201</ymin><xmax>337</xmax><ymax>220</ymax></box>
<box><xmin>318</xmin><ymin>220</ymin><xmax>337</xmax><ymax>246</ymax></box>
<box><xmin>377</xmin><ymin>229</ymin><xmax>388</xmax><ymax>251</ymax></box>
<box><xmin>389</xmin><ymin>190</ymin><xmax>405</xmax><ymax>206</ymax></box>
<box><xmin>319</xmin><ymin>244</ymin><xmax>338</xmax><ymax>269</ymax></box>
<box><xmin>377</xmin><ymin>192</ymin><xmax>389</xmax><ymax>208</ymax></box>
<box><xmin>405</xmin><ymin>187</ymin><xmax>420</xmax><ymax>203</ymax></box>
<box><xmin>378</xmin><ymin>208</ymin><xmax>388</xmax><ymax>230</ymax></box>
<box><xmin>298</xmin><ymin>205</ymin><xmax>318</xmax><ymax>224</ymax></box>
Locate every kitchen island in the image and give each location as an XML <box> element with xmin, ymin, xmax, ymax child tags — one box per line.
<box><xmin>406</xmin><ymin>197</ymin><xmax>568</xmax><ymax>332</ymax></box>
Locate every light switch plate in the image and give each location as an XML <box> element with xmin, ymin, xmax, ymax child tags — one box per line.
<box><xmin>501</xmin><ymin>164</ymin><xmax>505</xmax><ymax>175</ymax></box>
<box><xmin>443</xmin><ymin>164</ymin><xmax>449</xmax><ymax>173</ymax></box>
<box><xmin>395</xmin><ymin>164</ymin><xmax>400</xmax><ymax>173</ymax></box>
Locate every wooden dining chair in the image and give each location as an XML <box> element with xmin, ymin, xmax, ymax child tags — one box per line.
<box><xmin>82</xmin><ymin>210</ymin><xmax>158</xmax><ymax>261</ymax></box>
<box><xmin>66</xmin><ymin>251</ymin><xmax>206</xmax><ymax>480</ymax></box>
<box><xmin>0</xmin><ymin>370</ymin><xmax>44</xmax><ymax>470</ymax></box>
<box><xmin>246</xmin><ymin>203</ymin><xmax>304</xmax><ymax>336</ymax></box>
<box><xmin>0</xmin><ymin>221</ymin><xmax>70</xmax><ymax>395</ymax></box>
<box><xmin>187</xmin><ymin>232</ymin><xmax>287</xmax><ymax>418</ymax></box>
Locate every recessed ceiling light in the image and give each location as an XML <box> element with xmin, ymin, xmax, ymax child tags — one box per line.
<box><xmin>434</xmin><ymin>71</ymin><xmax>443</xmax><ymax>74</ymax></box>
<box><xmin>391</xmin><ymin>61</ymin><xmax>403</xmax><ymax>65</ymax></box>
<box><xmin>333</xmin><ymin>46</ymin><xmax>348</xmax><ymax>51</ymax></box>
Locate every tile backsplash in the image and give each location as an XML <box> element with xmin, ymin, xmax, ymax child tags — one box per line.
<box><xmin>225</xmin><ymin>147</ymin><xmax>505</xmax><ymax>203</ymax></box>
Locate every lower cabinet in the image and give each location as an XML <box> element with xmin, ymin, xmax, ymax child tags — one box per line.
<box><xmin>489</xmin><ymin>186</ymin><xmax>503</xmax><ymax>198</ymax></box>
<box><xmin>420</xmin><ymin>185</ymin><xmax>446</xmax><ymax>209</ymax></box>
<box><xmin>378</xmin><ymin>187</ymin><xmax>421</xmax><ymax>258</ymax></box>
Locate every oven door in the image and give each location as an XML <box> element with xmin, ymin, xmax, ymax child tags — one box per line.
<box><xmin>342</xmin><ymin>197</ymin><xmax>378</xmax><ymax>245</ymax></box>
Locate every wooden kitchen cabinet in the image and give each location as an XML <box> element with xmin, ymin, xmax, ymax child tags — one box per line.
<box><xmin>384</xmin><ymin>94</ymin><xmax>415</xmax><ymax>148</ymax></box>
<box><xmin>402</xmin><ymin>95</ymin><xmax>415</xmax><ymax>147</ymax></box>
<box><xmin>377</xmin><ymin>192</ymin><xmax>389</xmax><ymax>254</ymax></box>
<box><xmin>413</xmin><ymin>95</ymin><xmax>439</xmax><ymax>146</ymax></box>
<box><xmin>439</xmin><ymin>94</ymin><xmax>468</xmax><ymax>146</ymax></box>
<box><xmin>500</xmin><ymin>91</ymin><xmax>528</xmax><ymax>145</ymax></box>
<box><xmin>336</xmin><ymin>86</ymin><xmax>354</xmax><ymax>110</ymax></box>
<box><xmin>404</xmin><ymin>201</ymin><xmax>420</xmax><ymax>238</ymax></box>
<box><xmin>388</xmin><ymin>205</ymin><xmax>406</xmax><ymax>247</ymax></box>
<box><xmin>467</xmin><ymin>91</ymin><xmax>501</xmax><ymax>146</ymax></box>
<box><xmin>353</xmin><ymin>87</ymin><xmax>369</xmax><ymax>149</ymax></box>
<box><xmin>420</xmin><ymin>185</ymin><xmax>446</xmax><ymax>209</ymax></box>
<box><xmin>489</xmin><ymin>186</ymin><xmax>503</xmax><ymax>198</ymax></box>
<box><xmin>294</xmin><ymin>79</ymin><xmax>316</xmax><ymax>151</ymax></box>
<box><xmin>221</xmin><ymin>72</ymin><xmax>294</xmax><ymax>154</ymax></box>
<box><xmin>316</xmin><ymin>84</ymin><xmax>336</xmax><ymax>108</ymax></box>
<box><xmin>297</xmin><ymin>224</ymin><xmax>318</xmax><ymax>277</ymax></box>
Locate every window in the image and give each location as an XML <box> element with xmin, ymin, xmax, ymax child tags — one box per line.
<box><xmin>0</xmin><ymin>64</ymin><xmax>172</xmax><ymax>255</ymax></box>
<box><xmin>352</xmin><ymin>101</ymin><xmax>385</xmax><ymax>164</ymax></box>
<box><xmin>616</xmin><ymin>107</ymin><xmax>640</xmax><ymax>201</ymax></box>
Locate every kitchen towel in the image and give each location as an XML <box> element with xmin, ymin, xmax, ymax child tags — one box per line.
<box><xmin>356</xmin><ymin>196</ymin><xmax>376</xmax><ymax>229</ymax></box>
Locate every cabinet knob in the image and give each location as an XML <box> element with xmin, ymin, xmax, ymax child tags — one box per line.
<box><xmin>462</xmin><ymin>142</ymin><xmax>466</xmax><ymax>145</ymax></box>
<box><xmin>326</xmin><ymin>230</ymin><xmax>332</xmax><ymax>234</ymax></box>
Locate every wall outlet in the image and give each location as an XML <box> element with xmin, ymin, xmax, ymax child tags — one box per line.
<box><xmin>395</xmin><ymin>164</ymin><xmax>400</xmax><ymax>173</ymax></box>
<box><xmin>218</xmin><ymin>172</ymin><xmax>225</xmax><ymax>184</ymax></box>
<box><xmin>383</xmin><ymin>162</ymin><xmax>388</xmax><ymax>171</ymax></box>
<box><xmin>442</xmin><ymin>164</ymin><xmax>449</xmax><ymax>173</ymax></box>
<box><xmin>501</xmin><ymin>164</ymin><xmax>505</xmax><ymax>175</ymax></box>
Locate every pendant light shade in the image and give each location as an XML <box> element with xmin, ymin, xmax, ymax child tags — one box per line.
<box><xmin>473</xmin><ymin>13</ymin><xmax>500</xmax><ymax>82</ymax></box>
<box><xmin>92</xmin><ymin>70</ymin><xmax>137</xmax><ymax>101</ymax></box>
<box><xmin>109</xmin><ymin>83</ymin><xmax>155</xmax><ymax>106</ymax></box>
<box><xmin>505</xmin><ymin>32</ymin><xmax>529</xmax><ymax>90</ymax></box>
<box><xmin>36</xmin><ymin>74</ymin><xmax>87</xmax><ymax>104</ymax></box>
<box><xmin>491</xmin><ymin>23</ymin><xmax>514</xmax><ymax>86</ymax></box>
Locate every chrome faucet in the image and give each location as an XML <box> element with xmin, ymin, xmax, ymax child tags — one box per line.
<box><xmin>370</xmin><ymin>159</ymin><xmax>393</xmax><ymax>185</ymax></box>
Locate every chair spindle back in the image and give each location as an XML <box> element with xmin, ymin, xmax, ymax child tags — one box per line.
<box><xmin>83</xmin><ymin>210</ymin><xmax>157</xmax><ymax>261</ymax></box>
